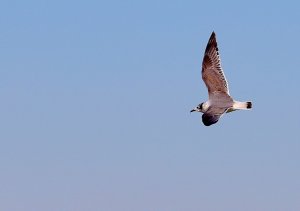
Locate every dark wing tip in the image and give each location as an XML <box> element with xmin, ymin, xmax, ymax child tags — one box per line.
<box><xmin>202</xmin><ymin>113</ymin><xmax>219</xmax><ymax>126</ymax></box>
<box><xmin>210</xmin><ymin>31</ymin><xmax>216</xmax><ymax>41</ymax></box>
<box><xmin>205</xmin><ymin>32</ymin><xmax>218</xmax><ymax>54</ymax></box>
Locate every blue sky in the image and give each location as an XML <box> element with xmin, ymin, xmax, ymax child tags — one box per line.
<box><xmin>0</xmin><ymin>0</ymin><xmax>300</xmax><ymax>210</ymax></box>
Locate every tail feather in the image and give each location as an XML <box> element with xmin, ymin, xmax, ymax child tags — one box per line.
<box><xmin>246</xmin><ymin>101</ymin><xmax>252</xmax><ymax>109</ymax></box>
<box><xmin>233</xmin><ymin>101</ymin><xmax>252</xmax><ymax>110</ymax></box>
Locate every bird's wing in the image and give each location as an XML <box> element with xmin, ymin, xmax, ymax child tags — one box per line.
<box><xmin>202</xmin><ymin>32</ymin><xmax>229</xmax><ymax>97</ymax></box>
<box><xmin>202</xmin><ymin>106</ymin><xmax>228</xmax><ymax>126</ymax></box>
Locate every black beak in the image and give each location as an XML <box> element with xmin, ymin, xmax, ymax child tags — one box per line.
<box><xmin>190</xmin><ymin>109</ymin><xmax>196</xmax><ymax>113</ymax></box>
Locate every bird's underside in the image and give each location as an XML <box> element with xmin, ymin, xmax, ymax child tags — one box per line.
<box><xmin>203</xmin><ymin>91</ymin><xmax>234</xmax><ymax>126</ymax></box>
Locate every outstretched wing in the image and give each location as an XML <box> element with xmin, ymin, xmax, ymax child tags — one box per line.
<box><xmin>202</xmin><ymin>106</ymin><xmax>228</xmax><ymax>126</ymax></box>
<box><xmin>202</xmin><ymin>32</ymin><xmax>229</xmax><ymax>97</ymax></box>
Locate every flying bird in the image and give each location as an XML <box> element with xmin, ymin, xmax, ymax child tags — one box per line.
<box><xmin>191</xmin><ymin>32</ymin><xmax>252</xmax><ymax>126</ymax></box>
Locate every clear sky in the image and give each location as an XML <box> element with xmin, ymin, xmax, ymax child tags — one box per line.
<box><xmin>0</xmin><ymin>0</ymin><xmax>300</xmax><ymax>210</ymax></box>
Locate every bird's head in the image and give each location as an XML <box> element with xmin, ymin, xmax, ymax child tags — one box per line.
<box><xmin>190</xmin><ymin>102</ymin><xmax>206</xmax><ymax>113</ymax></box>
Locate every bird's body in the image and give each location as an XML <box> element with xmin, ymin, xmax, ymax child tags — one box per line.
<box><xmin>191</xmin><ymin>32</ymin><xmax>252</xmax><ymax>126</ymax></box>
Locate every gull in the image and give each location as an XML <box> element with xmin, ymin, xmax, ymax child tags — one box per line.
<box><xmin>191</xmin><ymin>32</ymin><xmax>252</xmax><ymax>126</ymax></box>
